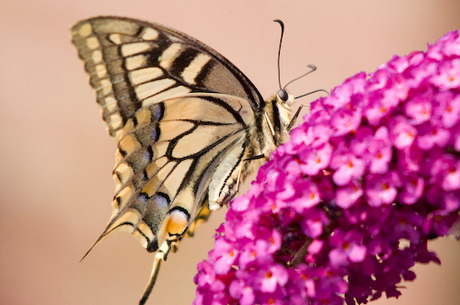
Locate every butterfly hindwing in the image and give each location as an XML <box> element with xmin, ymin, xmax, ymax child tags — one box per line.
<box><xmin>103</xmin><ymin>93</ymin><xmax>255</xmax><ymax>251</ymax></box>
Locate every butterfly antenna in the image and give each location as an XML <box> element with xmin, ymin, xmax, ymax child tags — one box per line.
<box><xmin>286</xmin><ymin>89</ymin><xmax>329</xmax><ymax>130</ymax></box>
<box><xmin>274</xmin><ymin>19</ymin><xmax>285</xmax><ymax>91</ymax></box>
<box><xmin>295</xmin><ymin>88</ymin><xmax>330</xmax><ymax>100</ymax></box>
<box><xmin>283</xmin><ymin>64</ymin><xmax>318</xmax><ymax>91</ymax></box>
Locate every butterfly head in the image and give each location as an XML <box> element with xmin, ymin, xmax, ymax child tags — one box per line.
<box><xmin>276</xmin><ymin>88</ymin><xmax>295</xmax><ymax>106</ymax></box>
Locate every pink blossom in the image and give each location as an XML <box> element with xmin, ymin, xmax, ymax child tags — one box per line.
<box><xmin>330</xmin><ymin>149</ymin><xmax>365</xmax><ymax>186</ymax></box>
<box><xmin>389</xmin><ymin>116</ymin><xmax>417</xmax><ymax>149</ymax></box>
<box><xmin>404</xmin><ymin>93</ymin><xmax>432</xmax><ymax>125</ymax></box>
<box><xmin>399</xmin><ymin>174</ymin><xmax>424</xmax><ymax>204</ymax></box>
<box><xmin>336</xmin><ymin>181</ymin><xmax>363</xmax><ymax>208</ymax></box>
<box><xmin>430</xmin><ymin>59</ymin><xmax>460</xmax><ymax>90</ymax></box>
<box><xmin>365</xmin><ymin>171</ymin><xmax>401</xmax><ymax>207</ymax></box>
<box><xmin>256</xmin><ymin>264</ymin><xmax>288</xmax><ymax>293</ymax></box>
<box><xmin>298</xmin><ymin>143</ymin><xmax>332</xmax><ymax>175</ymax></box>
<box><xmin>229</xmin><ymin>280</ymin><xmax>255</xmax><ymax>305</ymax></box>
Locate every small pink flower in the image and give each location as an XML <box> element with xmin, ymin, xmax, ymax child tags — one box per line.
<box><xmin>442</xmin><ymin>192</ymin><xmax>460</xmax><ymax>213</ymax></box>
<box><xmin>298</xmin><ymin>143</ymin><xmax>332</xmax><ymax>175</ymax></box>
<box><xmin>336</xmin><ymin>181</ymin><xmax>363</xmax><ymax>208</ymax></box>
<box><xmin>350</xmin><ymin>126</ymin><xmax>374</xmax><ymax>157</ymax></box>
<box><xmin>330</xmin><ymin>108</ymin><xmax>362</xmax><ymax>137</ymax></box>
<box><xmin>331</xmin><ymin>149</ymin><xmax>365</xmax><ymax>186</ymax></box>
<box><xmin>294</xmin><ymin>180</ymin><xmax>321</xmax><ymax>212</ymax></box>
<box><xmin>397</xmin><ymin>144</ymin><xmax>422</xmax><ymax>173</ymax></box>
<box><xmin>404</xmin><ymin>93</ymin><xmax>432</xmax><ymax>125</ymax></box>
<box><xmin>365</xmin><ymin>171</ymin><xmax>401</xmax><ymax>207</ymax></box>
<box><xmin>300</xmin><ymin>208</ymin><xmax>329</xmax><ymax>238</ymax></box>
<box><xmin>417</xmin><ymin>124</ymin><xmax>450</xmax><ymax>150</ymax></box>
<box><xmin>430</xmin><ymin>58</ymin><xmax>460</xmax><ymax>90</ymax></box>
<box><xmin>442</xmin><ymin>32</ymin><xmax>460</xmax><ymax>56</ymax></box>
<box><xmin>352</xmin><ymin>126</ymin><xmax>392</xmax><ymax>174</ymax></box>
<box><xmin>212</xmin><ymin>239</ymin><xmax>239</xmax><ymax>274</ymax></box>
<box><xmin>406</xmin><ymin>61</ymin><xmax>438</xmax><ymax>88</ymax></box>
<box><xmin>364</xmin><ymin>99</ymin><xmax>387</xmax><ymax>126</ymax></box>
<box><xmin>399</xmin><ymin>174</ymin><xmax>425</xmax><ymax>204</ymax></box>
<box><xmin>256</xmin><ymin>264</ymin><xmax>288</xmax><ymax>293</ymax></box>
<box><xmin>329</xmin><ymin>230</ymin><xmax>367</xmax><ymax>266</ymax></box>
<box><xmin>311</xmin><ymin>123</ymin><xmax>332</xmax><ymax>147</ymax></box>
<box><xmin>229</xmin><ymin>280</ymin><xmax>255</xmax><ymax>305</ymax></box>
<box><xmin>389</xmin><ymin>116</ymin><xmax>417</xmax><ymax>149</ymax></box>
<box><xmin>441</xmin><ymin>159</ymin><xmax>460</xmax><ymax>191</ymax></box>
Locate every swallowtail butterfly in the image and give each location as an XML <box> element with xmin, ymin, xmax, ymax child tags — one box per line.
<box><xmin>71</xmin><ymin>16</ymin><xmax>297</xmax><ymax>304</ymax></box>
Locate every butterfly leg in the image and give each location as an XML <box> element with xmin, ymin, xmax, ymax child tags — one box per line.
<box><xmin>288</xmin><ymin>88</ymin><xmax>329</xmax><ymax>131</ymax></box>
<box><xmin>235</xmin><ymin>154</ymin><xmax>266</xmax><ymax>192</ymax></box>
<box><xmin>235</xmin><ymin>157</ymin><xmax>246</xmax><ymax>193</ymax></box>
<box><xmin>139</xmin><ymin>252</ymin><xmax>163</xmax><ymax>305</ymax></box>
<box><xmin>139</xmin><ymin>240</ymin><xmax>177</xmax><ymax>305</ymax></box>
<box><xmin>287</xmin><ymin>104</ymin><xmax>310</xmax><ymax>131</ymax></box>
<box><xmin>185</xmin><ymin>205</ymin><xmax>211</xmax><ymax>238</ymax></box>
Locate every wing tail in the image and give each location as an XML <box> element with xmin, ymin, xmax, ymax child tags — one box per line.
<box><xmin>80</xmin><ymin>232</ymin><xmax>106</xmax><ymax>262</ymax></box>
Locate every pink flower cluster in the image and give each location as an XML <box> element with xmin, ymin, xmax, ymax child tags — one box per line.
<box><xmin>194</xmin><ymin>31</ymin><xmax>460</xmax><ymax>305</ymax></box>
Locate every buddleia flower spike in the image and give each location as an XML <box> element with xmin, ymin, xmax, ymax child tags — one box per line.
<box><xmin>194</xmin><ymin>31</ymin><xmax>460</xmax><ymax>305</ymax></box>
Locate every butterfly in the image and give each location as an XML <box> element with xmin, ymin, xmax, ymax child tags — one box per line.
<box><xmin>71</xmin><ymin>16</ymin><xmax>299</xmax><ymax>304</ymax></box>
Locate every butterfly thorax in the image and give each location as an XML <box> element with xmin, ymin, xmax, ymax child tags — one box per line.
<box><xmin>263</xmin><ymin>93</ymin><xmax>294</xmax><ymax>147</ymax></box>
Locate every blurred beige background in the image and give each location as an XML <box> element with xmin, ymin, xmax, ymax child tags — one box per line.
<box><xmin>1</xmin><ymin>0</ymin><xmax>459</xmax><ymax>304</ymax></box>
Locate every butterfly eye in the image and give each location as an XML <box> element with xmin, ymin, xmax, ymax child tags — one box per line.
<box><xmin>277</xmin><ymin>89</ymin><xmax>289</xmax><ymax>102</ymax></box>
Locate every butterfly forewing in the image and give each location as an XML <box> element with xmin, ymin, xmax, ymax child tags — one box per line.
<box><xmin>71</xmin><ymin>16</ymin><xmax>264</xmax><ymax>141</ymax></box>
